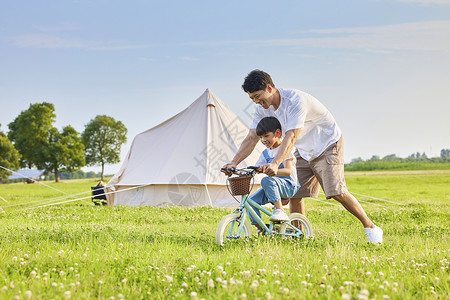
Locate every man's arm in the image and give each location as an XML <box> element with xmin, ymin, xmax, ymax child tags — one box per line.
<box><xmin>261</xmin><ymin>128</ymin><xmax>301</xmax><ymax>176</ymax></box>
<box><xmin>222</xmin><ymin>129</ymin><xmax>259</xmax><ymax>171</ymax></box>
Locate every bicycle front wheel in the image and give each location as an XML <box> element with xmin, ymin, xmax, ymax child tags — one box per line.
<box><xmin>215</xmin><ymin>213</ymin><xmax>252</xmax><ymax>245</ymax></box>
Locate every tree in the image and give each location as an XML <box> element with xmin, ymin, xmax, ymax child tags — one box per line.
<box><xmin>0</xmin><ymin>124</ymin><xmax>21</xmax><ymax>181</ymax></box>
<box><xmin>382</xmin><ymin>154</ymin><xmax>398</xmax><ymax>161</ymax></box>
<box><xmin>82</xmin><ymin>115</ymin><xmax>127</xmax><ymax>181</ymax></box>
<box><xmin>441</xmin><ymin>149</ymin><xmax>450</xmax><ymax>158</ymax></box>
<box><xmin>351</xmin><ymin>157</ymin><xmax>363</xmax><ymax>163</ymax></box>
<box><xmin>369</xmin><ymin>155</ymin><xmax>380</xmax><ymax>161</ymax></box>
<box><xmin>7</xmin><ymin>102</ymin><xmax>55</xmax><ymax>168</ymax></box>
<box><xmin>38</xmin><ymin>125</ymin><xmax>85</xmax><ymax>182</ymax></box>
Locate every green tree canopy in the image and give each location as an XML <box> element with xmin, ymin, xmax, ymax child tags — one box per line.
<box><xmin>7</xmin><ymin>102</ymin><xmax>55</xmax><ymax>168</ymax></box>
<box><xmin>0</xmin><ymin>124</ymin><xmax>21</xmax><ymax>180</ymax></box>
<box><xmin>38</xmin><ymin>125</ymin><xmax>85</xmax><ymax>182</ymax></box>
<box><xmin>82</xmin><ymin>115</ymin><xmax>127</xmax><ymax>180</ymax></box>
<box><xmin>441</xmin><ymin>149</ymin><xmax>450</xmax><ymax>158</ymax></box>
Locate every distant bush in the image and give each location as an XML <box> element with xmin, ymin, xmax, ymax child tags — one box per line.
<box><xmin>345</xmin><ymin>154</ymin><xmax>450</xmax><ymax>171</ymax></box>
<box><xmin>46</xmin><ymin>170</ymin><xmax>110</xmax><ymax>180</ymax></box>
<box><xmin>3</xmin><ymin>170</ymin><xmax>110</xmax><ymax>183</ymax></box>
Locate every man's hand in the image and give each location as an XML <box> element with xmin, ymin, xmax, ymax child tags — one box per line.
<box><xmin>260</xmin><ymin>162</ymin><xmax>279</xmax><ymax>177</ymax></box>
<box><xmin>221</xmin><ymin>163</ymin><xmax>237</xmax><ymax>176</ymax></box>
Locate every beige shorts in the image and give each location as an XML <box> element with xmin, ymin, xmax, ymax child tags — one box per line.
<box><xmin>293</xmin><ymin>136</ymin><xmax>348</xmax><ymax>199</ymax></box>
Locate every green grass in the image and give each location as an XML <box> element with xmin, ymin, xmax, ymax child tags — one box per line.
<box><xmin>0</xmin><ymin>173</ymin><xmax>449</xmax><ymax>299</ymax></box>
<box><xmin>345</xmin><ymin>160</ymin><xmax>450</xmax><ymax>172</ymax></box>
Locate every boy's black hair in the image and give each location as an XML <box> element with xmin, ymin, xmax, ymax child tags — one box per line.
<box><xmin>241</xmin><ymin>69</ymin><xmax>275</xmax><ymax>93</ymax></box>
<box><xmin>256</xmin><ymin>117</ymin><xmax>282</xmax><ymax>136</ymax></box>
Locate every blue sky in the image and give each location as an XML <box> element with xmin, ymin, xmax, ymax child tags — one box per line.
<box><xmin>1</xmin><ymin>0</ymin><xmax>449</xmax><ymax>174</ymax></box>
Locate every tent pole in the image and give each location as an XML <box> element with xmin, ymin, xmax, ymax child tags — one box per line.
<box><xmin>204</xmin><ymin>184</ymin><xmax>213</xmax><ymax>207</ymax></box>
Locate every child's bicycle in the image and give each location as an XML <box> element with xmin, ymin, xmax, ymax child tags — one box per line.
<box><xmin>216</xmin><ymin>166</ymin><xmax>313</xmax><ymax>245</ymax></box>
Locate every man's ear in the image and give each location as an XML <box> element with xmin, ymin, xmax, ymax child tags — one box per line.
<box><xmin>266</xmin><ymin>84</ymin><xmax>273</xmax><ymax>93</ymax></box>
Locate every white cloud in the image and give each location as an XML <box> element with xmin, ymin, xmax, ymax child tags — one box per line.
<box><xmin>10</xmin><ymin>21</ymin><xmax>450</xmax><ymax>54</ymax></box>
<box><xmin>291</xmin><ymin>20</ymin><xmax>450</xmax><ymax>52</ymax></box>
<box><xmin>11</xmin><ymin>34</ymin><xmax>83</xmax><ymax>48</ymax></box>
<box><xmin>180</xmin><ymin>56</ymin><xmax>200</xmax><ymax>61</ymax></box>
<box><xmin>138</xmin><ymin>57</ymin><xmax>157</xmax><ymax>62</ymax></box>
<box><xmin>9</xmin><ymin>34</ymin><xmax>153</xmax><ymax>51</ymax></box>
<box><xmin>397</xmin><ymin>0</ymin><xmax>450</xmax><ymax>5</ymax></box>
<box><xmin>190</xmin><ymin>20</ymin><xmax>450</xmax><ymax>53</ymax></box>
<box><xmin>34</xmin><ymin>22</ymin><xmax>81</xmax><ymax>32</ymax></box>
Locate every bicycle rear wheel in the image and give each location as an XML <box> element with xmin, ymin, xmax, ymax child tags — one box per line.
<box><xmin>215</xmin><ymin>213</ymin><xmax>252</xmax><ymax>245</ymax></box>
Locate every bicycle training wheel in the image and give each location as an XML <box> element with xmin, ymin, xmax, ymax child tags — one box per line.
<box><xmin>278</xmin><ymin>213</ymin><xmax>313</xmax><ymax>238</ymax></box>
<box><xmin>215</xmin><ymin>213</ymin><xmax>252</xmax><ymax>245</ymax></box>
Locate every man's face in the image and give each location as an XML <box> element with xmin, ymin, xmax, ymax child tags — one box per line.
<box><xmin>247</xmin><ymin>86</ymin><xmax>273</xmax><ymax>109</ymax></box>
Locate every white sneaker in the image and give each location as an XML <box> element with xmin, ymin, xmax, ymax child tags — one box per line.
<box><xmin>269</xmin><ymin>209</ymin><xmax>289</xmax><ymax>222</ymax></box>
<box><xmin>364</xmin><ymin>226</ymin><xmax>383</xmax><ymax>244</ymax></box>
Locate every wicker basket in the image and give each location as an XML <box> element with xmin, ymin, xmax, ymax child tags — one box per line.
<box><xmin>228</xmin><ymin>175</ymin><xmax>252</xmax><ymax>195</ymax></box>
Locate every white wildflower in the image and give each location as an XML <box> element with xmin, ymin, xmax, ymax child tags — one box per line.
<box><xmin>24</xmin><ymin>291</ymin><xmax>32</xmax><ymax>299</ymax></box>
<box><xmin>208</xmin><ymin>279</ymin><xmax>214</xmax><ymax>288</ymax></box>
<box><xmin>190</xmin><ymin>292</ymin><xmax>198</xmax><ymax>300</ymax></box>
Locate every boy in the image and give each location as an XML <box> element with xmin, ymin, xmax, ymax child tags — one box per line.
<box><xmin>248</xmin><ymin>116</ymin><xmax>300</xmax><ymax>231</ymax></box>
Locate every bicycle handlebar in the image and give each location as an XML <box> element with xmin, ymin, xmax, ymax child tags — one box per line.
<box><xmin>221</xmin><ymin>166</ymin><xmax>259</xmax><ymax>176</ymax></box>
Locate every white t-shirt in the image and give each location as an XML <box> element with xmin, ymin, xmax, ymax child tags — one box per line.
<box><xmin>250</xmin><ymin>88</ymin><xmax>342</xmax><ymax>161</ymax></box>
<box><xmin>255</xmin><ymin>146</ymin><xmax>299</xmax><ymax>187</ymax></box>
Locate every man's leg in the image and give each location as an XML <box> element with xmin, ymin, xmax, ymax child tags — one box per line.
<box><xmin>331</xmin><ymin>192</ymin><xmax>374</xmax><ymax>228</ymax></box>
<box><xmin>291</xmin><ymin>150</ymin><xmax>321</xmax><ymax>215</ymax></box>
<box><xmin>317</xmin><ymin>137</ymin><xmax>382</xmax><ymax>243</ymax></box>
<box><xmin>289</xmin><ymin>198</ymin><xmax>305</xmax><ymax>230</ymax></box>
<box><xmin>289</xmin><ymin>198</ymin><xmax>305</xmax><ymax>215</ymax></box>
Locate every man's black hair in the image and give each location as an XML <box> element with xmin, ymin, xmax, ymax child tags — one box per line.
<box><xmin>256</xmin><ymin>117</ymin><xmax>282</xmax><ymax>136</ymax></box>
<box><xmin>242</xmin><ymin>69</ymin><xmax>275</xmax><ymax>93</ymax></box>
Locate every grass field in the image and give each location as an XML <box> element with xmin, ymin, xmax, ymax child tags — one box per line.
<box><xmin>0</xmin><ymin>171</ymin><xmax>449</xmax><ymax>299</ymax></box>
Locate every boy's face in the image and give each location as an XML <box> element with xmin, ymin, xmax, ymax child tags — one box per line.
<box><xmin>259</xmin><ymin>129</ymin><xmax>281</xmax><ymax>149</ymax></box>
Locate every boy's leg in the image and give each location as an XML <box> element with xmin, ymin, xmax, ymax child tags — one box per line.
<box><xmin>260</xmin><ymin>177</ymin><xmax>293</xmax><ymax>222</ymax></box>
<box><xmin>247</xmin><ymin>188</ymin><xmax>267</xmax><ymax>228</ymax></box>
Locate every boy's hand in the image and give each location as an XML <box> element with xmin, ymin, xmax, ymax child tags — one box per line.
<box><xmin>254</xmin><ymin>166</ymin><xmax>263</xmax><ymax>173</ymax></box>
<box><xmin>261</xmin><ymin>162</ymin><xmax>279</xmax><ymax>177</ymax></box>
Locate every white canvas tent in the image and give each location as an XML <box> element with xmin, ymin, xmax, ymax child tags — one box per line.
<box><xmin>105</xmin><ymin>88</ymin><xmax>265</xmax><ymax>207</ymax></box>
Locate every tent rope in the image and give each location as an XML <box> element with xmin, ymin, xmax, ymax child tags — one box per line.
<box><xmin>0</xmin><ymin>194</ymin><xmax>8</xmax><ymax>203</ymax></box>
<box><xmin>0</xmin><ymin>165</ymin><xmax>94</xmax><ymax>206</ymax></box>
<box><xmin>320</xmin><ymin>192</ymin><xmax>400</xmax><ymax>208</ymax></box>
<box><xmin>317</xmin><ymin>191</ymin><xmax>388</xmax><ymax>208</ymax></box>
<box><xmin>22</xmin><ymin>184</ymin><xmax>147</xmax><ymax>210</ymax></box>
<box><xmin>350</xmin><ymin>191</ymin><xmax>406</xmax><ymax>206</ymax></box>
<box><xmin>307</xmin><ymin>196</ymin><xmax>343</xmax><ymax>207</ymax></box>
<box><xmin>0</xmin><ymin>189</ymin><xmax>94</xmax><ymax>208</ymax></box>
<box><xmin>1</xmin><ymin>165</ymin><xmax>70</xmax><ymax>196</ymax></box>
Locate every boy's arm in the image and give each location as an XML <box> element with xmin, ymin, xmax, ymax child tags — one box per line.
<box><xmin>276</xmin><ymin>158</ymin><xmax>294</xmax><ymax>176</ymax></box>
<box><xmin>261</xmin><ymin>128</ymin><xmax>300</xmax><ymax>176</ymax></box>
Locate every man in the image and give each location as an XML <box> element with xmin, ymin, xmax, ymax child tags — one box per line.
<box><xmin>222</xmin><ymin>69</ymin><xmax>383</xmax><ymax>244</ymax></box>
